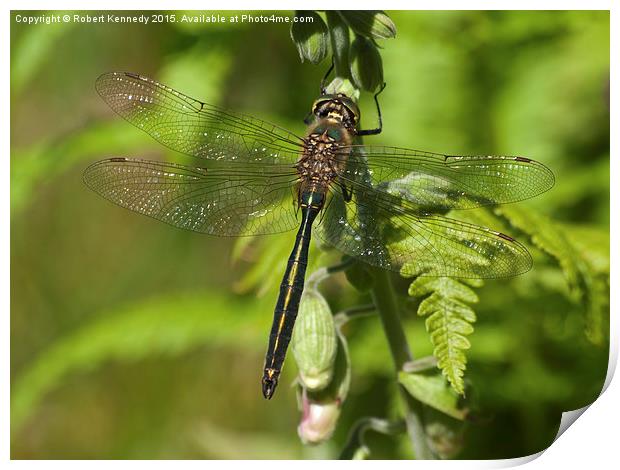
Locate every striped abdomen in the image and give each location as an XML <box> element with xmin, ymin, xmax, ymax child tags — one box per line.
<box><xmin>261</xmin><ymin>189</ymin><xmax>325</xmax><ymax>399</ymax></box>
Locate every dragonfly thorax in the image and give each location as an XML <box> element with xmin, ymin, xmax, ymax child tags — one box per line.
<box><xmin>297</xmin><ymin>118</ymin><xmax>352</xmax><ymax>187</ymax></box>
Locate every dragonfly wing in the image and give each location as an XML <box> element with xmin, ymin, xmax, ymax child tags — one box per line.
<box><xmin>336</xmin><ymin>145</ymin><xmax>554</xmax><ymax>212</ymax></box>
<box><xmin>84</xmin><ymin>158</ymin><xmax>300</xmax><ymax>236</ymax></box>
<box><xmin>316</xmin><ymin>182</ymin><xmax>532</xmax><ymax>279</ymax></box>
<box><xmin>96</xmin><ymin>72</ymin><xmax>304</xmax><ymax>164</ymax></box>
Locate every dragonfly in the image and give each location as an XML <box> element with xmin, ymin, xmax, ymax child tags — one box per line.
<box><xmin>84</xmin><ymin>72</ymin><xmax>554</xmax><ymax>399</ymax></box>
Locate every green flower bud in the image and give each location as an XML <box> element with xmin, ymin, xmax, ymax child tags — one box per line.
<box><xmin>290</xmin><ymin>11</ymin><xmax>329</xmax><ymax>64</ymax></box>
<box><xmin>349</xmin><ymin>35</ymin><xmax>384</xmax><ymax>92</ymax></box>
<box><xmin>352</xmin><ymin>447</ymin><xmax>370</xmax><ymax>460</ymax></box>
<box><xmin>339</xmin><ymin>11</ymin><xmax>397</xmax><ymax>40</ymax></box>
<box><xmin>324</xmin><ymin>77</ymin><xmax>360</xmax><ymax>101</ymax></box>
<box><xmin>292</xmin><ymin>290</ymin><xmax>338</xmax><ymax>390</ymax></box>
<box><xmin>296</xmin><ymin>333</ymin><xmax>351</xmax><ymax>445</ymax></box>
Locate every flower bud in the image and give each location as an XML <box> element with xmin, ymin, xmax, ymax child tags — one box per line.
<box><xmin>292</xmin><ymin>290</ymin><xmax>337</xmax><ymax>390</ymax></box>
<box><xmin>296</xmin><ymin>332</ymin><xmax>351</xmax><ymax>445</ymax></box>
<box><xmin>349</xmin><ymin>35</ymin><xmax>384</xmax><ymax>92</ymax></box>
<box><xmin>425</xmin><ymin>417</ymin><xmax>464</xmax><ymax>459</ymax></box>
<box><xmin>323</xmin><ymin>77</ymin><xmax>360</xmax><ymax>101</ymax></box>
<box><xmin>340</xmin><ymin>11</ymin><xmax>396</xmax><ymax>40</ymax></box>
<box><xmin>297</xmin><ymin>389</ymin><xmax>341</xmax><ymax>444</ymax></box>
<box><xmin>352</xmin><ymin>447</ymin><xmax>371</xmax><ymax>460</ymax></box>
<box><xmin>290</xmin><ymin>11</ymin><xmax>329</xmax><ymax>64</ymax></box>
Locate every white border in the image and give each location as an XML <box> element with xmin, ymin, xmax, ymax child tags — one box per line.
<box><xmin>4</xmin><ymin>0</ymin><xmax>616</xmax><ymax>466</ymax></box>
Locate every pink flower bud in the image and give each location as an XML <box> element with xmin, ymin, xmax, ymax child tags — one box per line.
<box><xmin>297</xmin><ymin>390</ymin><xmax>341</xmax><ymax>444</ymax></box>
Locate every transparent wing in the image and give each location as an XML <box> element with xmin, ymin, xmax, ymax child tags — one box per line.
<box><xmin>84</xmin><ymin>158</ymin><xmax>300</xmax><ymax>236</ymax></box>
<box><xmin>96</xmin><ymin>72</ymin><xmax>304</xmax><ymax>164</ymax></box>
<box><xmin>335</xmin><ymin>145</ymin><xmax>555</xmax><ymax>212</ymax></box>
<box><xmin>316</xmin><ymin>182</ymin><xmax>532</xmax><ymax>279</ymax></box>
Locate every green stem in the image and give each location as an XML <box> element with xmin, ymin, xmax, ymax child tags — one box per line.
<box><xmin>402</xmin><ymin>356</ymin><xmax>438</xmax><ymax>373</ymax></box>
<box><xmin>371</xmin><ymin>268</ymin><xmax>435</xmax><ymax>459</ymax></box>
<box><xmin>306</xmin><ymin>257</ymin><xmax>355</xmax><ymax>290</ymax></box>
<box><xmin>334</xmin><ymin>303</ymin><xmax>376</xmax><ymax>327</ymax></box>
<box><xmin>326</xmin><ymin>256</ymin><xmax>355</xmax><ymax>275</ymax></box>
<box><xmin>339</xmin><ymin>417</ymin><xmax>406</xmax><ymax>459</ymax></box>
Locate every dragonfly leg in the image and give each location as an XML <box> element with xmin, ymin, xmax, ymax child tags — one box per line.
<box><xmin>315</xmin><ymin>182</ymin><xmax>349</xmax><ymax>225</ymax></box>
<box><xmin>356</xmin><ymin>82</ymin><xmax>387</xmax><ymax>136</ymax></box>
<box><xmin>320</xmin><ymin>58</ymin><xmax>335</xmax><ymax>95</ymax></box>
<box><xmin>293</xmin><ymin>184</ymin><xmax>302</xmax><ymax>217</ymax></box>
<box><xmin>303</xmin><ymin>110</ymin><xmax>315</xmax><ymax>125</ymax></box>
<box><xmin>341</xmin><ymin>182</ymin><xmax>353</xmax><ymax>202</ymax></box>
<box><xmin>317</xmin><ymin>196</ymin><xmax>332</xmax><ymax>225</ymax></box>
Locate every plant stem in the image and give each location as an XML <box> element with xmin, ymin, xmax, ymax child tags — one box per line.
<box><xmin>320</xmin><ymin>13</ymin><xmax>432</xmax><ymax>457</ymax></box>
<box><xmin>306</xmin><ymin>257</ymin><xmax>355</xmax><ymax>290</ymax></box>
<box><xmin>334</xmin><ymin>303</ymin><xmax>376</xmax><ymax>327</ymax></box>
<box><xmin>339</xmin><ymin>417</ymin><xmax>406</xmax><ymax>459</ymax></box>
<box><xmin>370</xmin><ymin>268</ymin><xmax>435</xmax><ymax>459</ymax></box>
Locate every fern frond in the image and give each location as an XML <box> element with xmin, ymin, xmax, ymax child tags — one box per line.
<box><xmin>565</xmin><ymin>224</ymin><xmax>610</xmax><ymax>343</ymax></box>
<box><xmin>497</xmin><ymin>205</ymin><xmax>609</xmax><ymax>344</ymax></box>
<box><xmin>409</xmin><ymin>277</ymin><xmax>483</xmax><ymax>395</ymax></box>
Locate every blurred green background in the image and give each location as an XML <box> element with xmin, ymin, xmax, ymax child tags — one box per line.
<box><xmin>10</xmin><ymin>10</ymin><xmax>609</xmax><ymax>459</ymax></box>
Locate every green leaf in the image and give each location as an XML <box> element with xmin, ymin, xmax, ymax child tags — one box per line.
<box><xmin>409</xmin><ymin>277</ymin><xmax>481</xmax><ymax>395</ymax></box>
<box><xmin>339</xmin><ymin>11</ymin><xmax>397</xmax><ymax>40</ymax></box>
<box><xmin>349</xmin><ymin>35</ymin><xmax>384</xmax><ymax>92</ymax></box>
<box><xmin>290</xmin><ymin>11</ymin><xmax>329</xmax><ymax>64</ymax></box>
<box><xmin>399</xmin><ymin>371</ymin><xmax>468</xmax><ymax>420</ymax></box>
<box><xmin>325</xmin><ymin>11</ymin><xmax>351</xmax><ymax>78</ymax></box>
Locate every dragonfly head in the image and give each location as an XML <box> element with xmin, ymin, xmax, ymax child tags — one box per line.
<box><xmin>310</xmin><ymin>93</ymin><xmax>360</xmax><ymax>131</ymax></box>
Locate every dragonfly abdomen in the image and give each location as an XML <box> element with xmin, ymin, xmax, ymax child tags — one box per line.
<box><xmin>261</xmin><ymin>189</ymin><xmax>325</xmax><ymax>399</ymax></box>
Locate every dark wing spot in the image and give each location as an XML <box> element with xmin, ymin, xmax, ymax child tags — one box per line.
<box><xmin>124</xmin><ymin>72</ymin><xmax>140</xmax><ymax>79</ymax></box>
<box><xmin>109</xmin><ymin>157</ymin><xmax>127</xmax><ymax>162</ymax></box>
<box><xmin>515</xmin><ymin>156</ymin><xmax>532</xmax><ymax>163</ymax></box>
<box><xmin>496</xmin><ymin>232</ymin><xmax>515</xmax><ymax>241</ymax></box>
